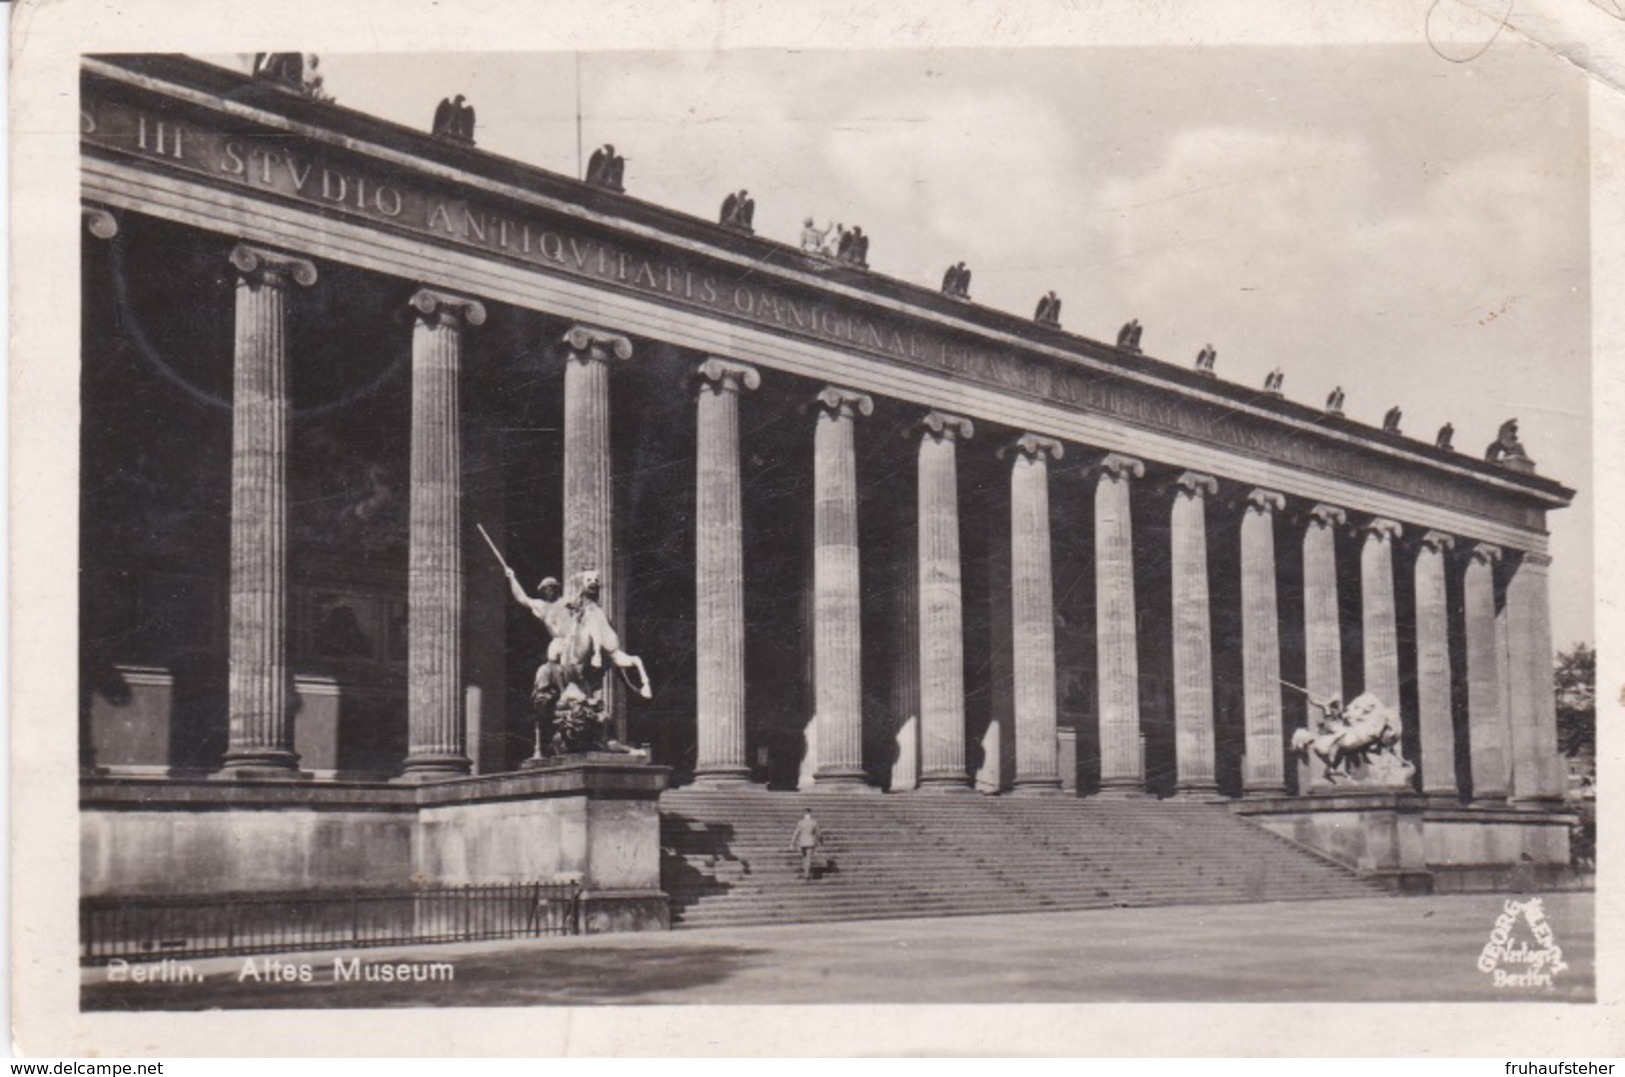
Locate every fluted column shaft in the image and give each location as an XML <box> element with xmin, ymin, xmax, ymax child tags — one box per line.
<box><xmin>1506</xmin><ymin>552</ymin><xmax>1564</xmax><ymax>800</ymax></box>
<box><xmin>1299</xmin><ymin>505</ymin><xmax>1345</xmax><ymax>791</ymax></box>
<box><xmin>403</xmin><ymin>289</ymin><xmax>485</xmax><ymax>778</ymax></box>
<box><xmin>1007</xmin><ymin>435</ymin><xmax>1064</xmax><ymax>792</ymax></box>
<box><xmin>222</xmin><ymin>244</ymin><xmax>315</xmax><ymax>775</ymax></box>
<box><xmin>1094</xmin><ymin>454</ymin><xmax>1145</xmax><ymax>794</ymax></box>
<box><xmin>1241</xmin><ymin>489</ymin><xmax>1287</xmax><ymax>794</ymax></box>
<box><xmin>889</xmin><ymin>521</ymin><xmax>921</xmax><ymax>791</ymax></box>
<box><xmin>561</xmin><ymin>326</ymin><xmax>633</xmax><ymax>741</ymax></box>
<box><xmin>916</xmin><ymin>411</ymin><xmax>974</xmax><ymax>789</ymax></box>
<box><xmin>813</xmin><ymin>387</ymin><xmax>873</xmax><ymax>787</ymax></box>
<box><xmin>1464</xmin><ymin>544</ymin><xmax>1509</xmax><ymax>800</ymax></box>
<box><xmin>1303</xmin><ymin>506</ymin><xmax>1345</xmax><ymax>708</ymax></box>
<box><xmin>1170</xmin><ymin>472</ymin><xmax>1218</xmax><ymax>793</ymax></box>
<box><xmin>693</xmin><ymin>358</ymin><xmax>760</xmax><ymax>784</ymax></box>
<box><xmin>1415</xmin><ymin>532</ymin><xmax>1457</xmax><ymax>796</ymax></box>
<box><xmin>1360</xmin><ymin>519</ymin><xmax>1404</xmax><ymax>708</ymax></box>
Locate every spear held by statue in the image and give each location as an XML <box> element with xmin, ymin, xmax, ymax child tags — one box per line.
<box><xmin>1279</xmin><ymin>678</ymin><xmax>1339</xmax><ymax>715</ymax></box>
<box><xmin>476</xmin><ymin>523</ymin><xmax>513</xmax><ymax>576</ymax></box>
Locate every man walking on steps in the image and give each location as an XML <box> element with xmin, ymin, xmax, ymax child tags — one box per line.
<box><xmin>790</xmin><ymin>808</ymin><xmax>823</xmax><ymax>882</ymax></box>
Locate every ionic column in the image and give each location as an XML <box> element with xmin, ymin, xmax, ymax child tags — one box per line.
<box><xmin>561</xmin><ymin>325</ymin><xmax>633</xmax><ymax>740</ymax></box>
<box><xmin>1300</xmin><ymin>504</ymin><xmax>1345</xmax><ymax>792</ymax></box>
<box><xmin>1004</xmin><ymin>434</ymin><xmax>1065</xmax><ymax>793</ymax></box>
<box><xmin>1464</xmin><ymin>543</ymin><xmax>1509</xmax><ymax>800</ymax></box>
<box><xmin>1506</xmin><ymin>551</ymin><xmax>1565</xmax><ymax>800</ymax></box>
<box><xmin>402</xmin><ymin>288</ymin><xmax>485</xmax><ymax>779</ymax></box>
<box><xmin>1414</xmin><ymin>531</ymin><xmax>1457</xmax><ymax>797</ymax></box>
<box><xmin>915</xmin><ymin>410</ymin><xmax>975</xmax><ymax>790</ymax></box>
<box><xmin>1241</xmin><ymin>488</ymin><xmax>1287</xmax><ymax>795</ymax></box>
<box><xmin>83</xmin><ymin>206</ymin><xmax>119</xmax><ymax>239</ymax></box>
<box><xmin>888</xmin><ymin>522</ymin><xmax>921</xmax><ymax>791</ymax></box>
<box><xmin>221</xmin><ymin>244</ymin><xmax>316</xmax><ymax>776</ymax></box>
<box><xmin>1302</xmin><ymin>505</ymin><xmax>1346</xmax><ymax>707</ymax></box>
<box><xmin>1170</xmin><ymin>472</ymin><xmax>1218</xmax><ymax>794</ymax></box>
<box><xmin>1094</xmin><ymin>453</ymin><xmax>1145</xmax><ymax>794</ymax></box>
<box><xmin>812</xmin><ymin>386</ymin><xmax>874</xmax><ymax>788</ymax></box>
<box><xmin>693</xmin><ymin>357</ymin><xmax>761</xmax><ymax>785</ymax></box>
<box><xmin>1359</xmin><ymin>518</ymin><xmax>1404</xmax><ymax>709</ymax></box>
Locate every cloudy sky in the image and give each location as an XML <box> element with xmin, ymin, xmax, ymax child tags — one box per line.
<box><xmin>210</xmin><ymin>40</ymin><xmax>1592</xmax><ymax>647</ymax></box>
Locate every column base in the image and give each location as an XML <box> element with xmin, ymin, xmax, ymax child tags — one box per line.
<box><xmin>1242</xmin><ymin>783</ymin><xmax>1290</xmax><ymax>798</ymax></box>
<box><xmin>812</xmin><ymin>768</ymin><xmax>878</xmax><ymax>792</ymax></box>
<box><xmin>917</xmin><ymin>771</ymin><xmax>974</xmax><ymax>792</ymax></box>
<box><xmin>1171</xmin><ymin>782</ymin><xmax>1221</xmax><ymax>798</ymax></box>
<box><xmin>217</xmin><ymin>750</ymin><xmax>304</xmax><ymax>779</ymax></box>
<box><xmin>399</xmin><ymin>753</ymin><xmax>472</xmax><ymax>781</ymax></box>
<box><xmin>1095</xmin><ymin>778</ymin><xmax>1147</xmax><ymax>798</ymax></box>
<box><xmin>687</xmin><ymin>770</ymin><xmax>758</xmax><ymax>790</ymax></box>
<box><xmin>1009</xmin><ymin>778</ymin><xmax>1065</xmax><ymax>796</ymax></box>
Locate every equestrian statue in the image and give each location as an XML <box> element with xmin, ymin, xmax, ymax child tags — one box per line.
<box><xmin>480</xmin><ymin>525</ymin><xmax>652</xmax><ymax>759</ymax></box>
<box><xmin>1286</xmin><ymin>683</ymin><xmax>1414</xmax><ymax>787</ymax></box>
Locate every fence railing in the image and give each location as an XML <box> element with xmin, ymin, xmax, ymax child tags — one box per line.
<box><xmin>81</xmin><ymin>881</ymin><xmax>583</xmax><ymax>964</ymax></box>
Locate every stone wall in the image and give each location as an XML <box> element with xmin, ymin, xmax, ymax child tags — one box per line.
<box><xmin>80</xmin><ymin>759</ymin><xmax>670</xmax><ymax>930</ymax></box>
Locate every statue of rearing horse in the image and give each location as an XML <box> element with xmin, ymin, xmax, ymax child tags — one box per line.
<box><xmin>530</xmin><ymin>570</ymin><xmax>652</xmax><ymax>755</ymax></box>
<box><xmin>1290</xmin><ymin>692</ymin><xmax>1404</xmax><ymax>783</ymax></box>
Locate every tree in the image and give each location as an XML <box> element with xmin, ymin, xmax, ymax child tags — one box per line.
<box><xmin>1555</xmin><ymin>642</ymin><xmax>1595</xmax><ymax>758</ymax></box>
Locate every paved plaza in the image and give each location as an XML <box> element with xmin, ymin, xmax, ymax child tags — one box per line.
<box><xmin>82</xmin><ymin>892</ymin><xmax>1594</xmax><ymax>1009</ymax></box>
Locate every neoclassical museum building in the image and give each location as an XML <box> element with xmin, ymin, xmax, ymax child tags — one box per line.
<box><xmin>78</xmin><ymin>54</ymin><xmax>1579</xmax><ymax>932</ymax></box>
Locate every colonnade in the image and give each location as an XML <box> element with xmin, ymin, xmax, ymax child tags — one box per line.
<box><xmin>208</xmin><ymin>237</ymin><xmax>1565</xmax><ymax>803</ymax></box>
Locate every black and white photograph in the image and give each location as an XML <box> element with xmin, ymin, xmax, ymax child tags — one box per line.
<box><xmin>10</xmin><ymin>0</ymin><xmax>1623</xmax><ymax>1059</ymax></box>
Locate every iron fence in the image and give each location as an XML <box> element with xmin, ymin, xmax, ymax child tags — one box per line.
<box><xmin>81</xmin><ymin>881</ymin><xmax>582</xmax><ymax>964</ymax></box>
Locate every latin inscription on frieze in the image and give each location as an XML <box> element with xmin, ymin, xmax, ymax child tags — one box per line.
<box><xmin>80</xmin><ymin>86</ymin><xmax>1550</xmax><ymax>530</ymax></box>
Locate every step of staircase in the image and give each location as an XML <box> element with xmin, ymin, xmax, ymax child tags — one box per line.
<box><xmin>659</xmin><ymin>788</ymin><xmax>1383</xmax><ymax>928</ymax></box>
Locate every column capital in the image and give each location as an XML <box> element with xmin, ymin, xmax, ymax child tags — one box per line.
<box><xmin>1418</xmin><ymin>529</ymin><xmax>1456</xmax><ymax>554</ymax></box>
<box><xmin>814</xmin><ymin>385</ymin><xmax>874</xmax><ymax>420</ymax></box>
<box><xmin>915</xmin><ymin>409</ymin><xmax>974</xmax><ymax>442</ymax></box>
<box><xmin>82</xmin><ymin>206</ymin><xmax>118</xmax><ymax>239</ymax></box>
<box><xmin>999</xmin><ymin>432</ymin><xmax>1065</xmax><ymax>463</ymax></box>
<box><xmin>229</xmin><ymin>243</ymin><xmax>317</xmax><ymax>288</ymax></box>
<box><xmin>1173</xmin><ymin>471</ymin><xmax>1217</xmax><ymax>498</ymax></box>
<box><xmin>1244</xmin><ymin>487</ymin><xmax>1285</xmax><ymax>514</ymax></box>
<box><xmin>1519</xmin><ymin>550</ymin><xmax>1553</xmax><ymax>569</ymax></box>
<box><xmin>696</xmin><ymin>356</ymin><xmax>761</xmax><ymax>395</ymax></box>
<box><xmin>410</xmin><ymin>287</ymin><xmax>486</xmax><ymax>329</ymax></box>
<box><xmin>1091</xmin><ymin>453</ymin><xmax>1145</xmax><ymax>483</ymax></box>
<box><xmin>562</xmin><ymin>324</ymin><xmax>634</xmax><ymax>362</ymax></box>
<box><xmin>1357</xmin><ymin>516</ymin><xmax>1404</xmax><ymax>543</ymax></box>
<box><xmin>1305</xmin><ymin>503</ymin><xmax>1347</xmax><ymax>529</ymax></box>
<box><xmin>1468</xmin><ymin>541</ymin><xmax>1504</xmax><ymax>567</ymax></box>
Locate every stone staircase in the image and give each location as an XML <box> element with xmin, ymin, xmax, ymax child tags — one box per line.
<box><xmin>659</xmin><ymin>788</ymin><xmax>1383</xmax><ymax>928</ymax></box>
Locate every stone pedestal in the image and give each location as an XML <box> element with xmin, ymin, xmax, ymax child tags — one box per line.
<box><xmin>1235</xmin><ymin>792</ymin><xmax>1432</xmax><ymax>893</ymax></box>
<box><xmin>1300</xmin><ymin>504</ymin><xmax>1345</xmax><ymax>792</ymax></box>
<box><xmin>692</xmin><ymin>358</ymin><xmax>760</xmax><ymax>785</ymax></box>
<box><xmin>561</xmin><ymin>326</ymin><xmax>633</xmax><ymax>741</ymax></box>
<box><xmin>916</xmin><ymin>411</ymin><xmax>975</xmax><ymax>791</ymax></box>
<box><xmin>812</xmin><ymin>387</ymin><xmax>874</xmax><ymax>789</ymax></box>
<box><xmin>83</xmin><ymin>760</ymin><xmax>673</xmax><ymax>932</ymax></box>
<box><xmin>1415</xmin><ymin>531</ymin><xmax>1458</xmax><ymax>797</ymax></box>
<box><xmin>1094</xmin><ymin>454</ymin><xmax>1145</xmax><ymax>795</ymax></box>
<box><xmin>1241</xmin><ymin>489</ymin><xmax>1287</xmax><ymax>795</ymax></box>
<box><xmin>1464</xmin><ymin>543</ymin><xmax>1509</xmax><ymax>800</ymax></box>
<box><xmin>1235</xmin><ymin>793</ymin><xmax>1576</xmax><ymax>894</ymax></box>
<box><xmin>403</xmin><ymin>289</ymin><xmax>485</xmax><ymax>779</ymax></box>
<box><xmin>221</xmin><ymin>245</ymin><xmax>316</xmax><ymax>777</ymax></box>
<box><xmin>1170</xmin><ymin>472</ymin><xmax>1218</xmax><ymax>794</ymax></box>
